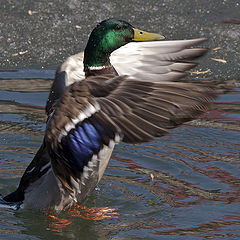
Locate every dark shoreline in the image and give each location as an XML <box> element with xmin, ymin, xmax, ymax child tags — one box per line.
<box><xmin>0</xmin><ymin>0</ymin><xmax>239</xmax><ymax>80</ymax></box>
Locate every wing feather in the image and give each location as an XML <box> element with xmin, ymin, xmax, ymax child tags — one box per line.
<box><xmin>111</xmin><ymin>38</ymin><xmax>207</xmax><ymax>81</ymax></box>
<box><xmin>93</xmin><ymin>76</ymin><xmax>217</xmax><ymax>143</ymax></box>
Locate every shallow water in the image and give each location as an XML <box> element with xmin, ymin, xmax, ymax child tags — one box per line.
<box><xmin>0</xmin><ymin>70</ymin><xmax>239</xmax><ymax>239</ymax></box>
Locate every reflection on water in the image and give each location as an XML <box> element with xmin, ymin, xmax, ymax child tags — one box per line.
<box><xmin>0</xmin><ymin>72</ymin><xmax>240</xmax><ymax>239</ymax></box>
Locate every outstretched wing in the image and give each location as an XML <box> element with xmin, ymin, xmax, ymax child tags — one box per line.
<box><xmin>111</xmin><ymin>38</ymin><xmax>208</xmax><ymax>81</ymax></box>
<box><xmin>93</xmin><ymin>77</ymin><xmax>217</xmax><ymax>143</ymax></box>
<box><xmin>46</xmin><ymin>38</ymin><xmax>207</xmax><ymax>115</ymax></box>
<box><xmin>83</xmin><ymin>38</ymin><xmax>216</xmax><ymax>143</ymax></box>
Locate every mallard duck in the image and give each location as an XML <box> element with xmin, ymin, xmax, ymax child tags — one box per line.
<box><xmin>3</xmin><ymin>19</ymin><xmax>217</xmax><ymax>211</ymax></box>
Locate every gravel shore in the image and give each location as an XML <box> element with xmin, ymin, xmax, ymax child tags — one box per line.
<box><xmin>1</xmin><ymin>0</ymin><xmax>239</xmax><ymax>80</ymax></box>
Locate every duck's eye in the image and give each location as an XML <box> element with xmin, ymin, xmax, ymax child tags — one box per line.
<box><xmin>114</xmin><ymin>25</ymin><xmax>123</xmax><ymax>31</ymax></box>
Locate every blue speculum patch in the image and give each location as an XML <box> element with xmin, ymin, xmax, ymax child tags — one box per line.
<box><xmin>60</xmin><ymin>121</ymin><xmax>104</xmax><ymax>172</ymax></box>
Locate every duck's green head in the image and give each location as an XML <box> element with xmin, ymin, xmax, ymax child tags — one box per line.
<box><xmin>84</xmin><ymin>18</ymin><xmax>165</xmax><ymax>69</ymax></box>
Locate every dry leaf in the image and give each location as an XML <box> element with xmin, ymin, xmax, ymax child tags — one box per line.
<box><xmin>190</xmin><ymin>69</ymin><xmax>211</xmax><ymax>75</ymax></box>
<box><xmin>12</xmin><ymin>50</ymin><xmax>28</xmax><ymax>57</ymax></box>
<box><xmin>75</xmin><ymin>25</ymin><xmax>82</xmax><ymax>29</ymax></box>
<box><xmin>19</xmin><ymin>50</ymin><xmax>28</xmax><ymax>55</ymax></box>
<box><xmin>210</xmin><ymin>58</ymin><xmax>227</xmax><ymax>64</ymax></box>
<box><xmin>28</xmin><ymin>10</ymin><xmax>33</xmax><ymax>16</ymax></box>
<box><xmin>219</xmin><ymin>19</ymin><xmax>240</xmax><ymax>24</ymax></box>
<box><xmin>212</xmin><ymin>47</ymin><xmax>222</xmax><ymax>51</ymax></box>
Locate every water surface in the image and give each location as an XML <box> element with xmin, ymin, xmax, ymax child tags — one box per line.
<box><xmin>0</xmin><ymin>70</ymin><xmax>240</xmax><ymax>239</ymax></box>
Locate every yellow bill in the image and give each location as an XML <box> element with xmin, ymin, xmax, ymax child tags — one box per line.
<box><xmin>133</xmin><ymin>28</ymin><xmax>165</xmax><ymax>41</ymax></box>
